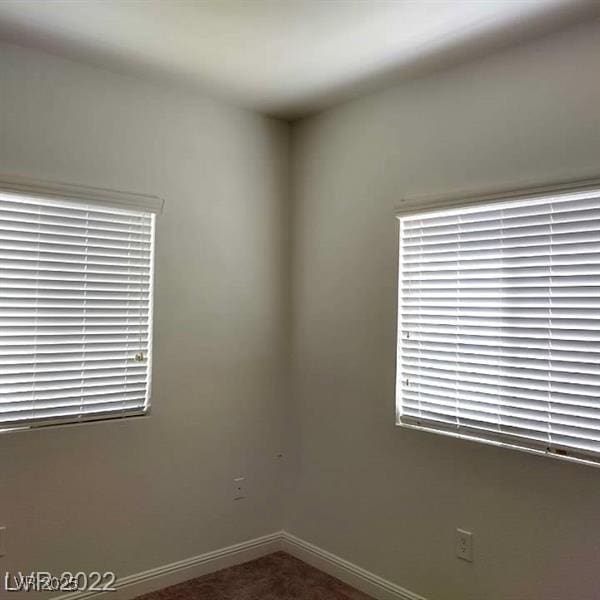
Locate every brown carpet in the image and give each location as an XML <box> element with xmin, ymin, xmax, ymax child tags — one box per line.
<box><xmin>135</xmin><ymin>551</ymin><xmax>374</xmax><ymax>600</ymax></box>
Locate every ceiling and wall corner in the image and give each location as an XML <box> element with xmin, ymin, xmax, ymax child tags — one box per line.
<box><xmin>0</xmin><ymin>0</ymin><xmax>596</xmax><ymax>119</ymax></box>
<box><xmin>0</xmin><ymin>3</ymin><xmax>600</xmax><ymax>600</ymax></box>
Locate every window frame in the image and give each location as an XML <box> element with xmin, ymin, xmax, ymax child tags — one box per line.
<box><xmin>395</xmin><ymin>176</ymin><xmax>600</xmax><ymax>467</ymax></box>
<box><xmin>0</xmin><ymin>175</ymin><xmax>163</xmax><ymax>433</ymax></box>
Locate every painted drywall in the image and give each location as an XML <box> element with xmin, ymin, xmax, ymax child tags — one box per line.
<box><xmin>287</xmin><ymin>20</ymin><xmax>600</xmax><ymax>600</ymax></box>
<box><xmin>0</xmin><ymin>42</ymin><xmax>289</xmax><ymax>595</ymax></box>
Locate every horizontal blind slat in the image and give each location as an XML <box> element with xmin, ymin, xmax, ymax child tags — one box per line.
<box><xmin>402</xmin><ymin>194</ymin><xmax>600</xmax><ymax>230</ymax></box>
<box><xmin>0</xmin><ymin>366</ymin><xmax>147</xmax><ymax>384</ymax></box>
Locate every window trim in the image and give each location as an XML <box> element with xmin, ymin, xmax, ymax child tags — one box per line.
<box><xmin>0</xmin><ymin>174</ymin><xmax>164</xmax><ymax>215</ymax></box>
<box><xmin>395</xmin><ymin>175</ymin><xmax>600</xmax><ymax>220</ymax></box>
<box><xmin>0</xmin><ymin>174</ymin><xmax>163</xmax><ymax>433</ymax></box>
<box><xmin>395</xmin><ymin>175</ymin><xmax>600</xmax><ymax>468</ymax></box>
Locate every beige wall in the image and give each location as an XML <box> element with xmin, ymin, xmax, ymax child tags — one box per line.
<box><xmin>287</xmin><ymin>20</ymin><xmax>600</xmax><ymax>600</ymax></box>
<box><xmin>0</xmin><ymin>43</ymin><xmax>290</xmax><ymax>591</ymax></box>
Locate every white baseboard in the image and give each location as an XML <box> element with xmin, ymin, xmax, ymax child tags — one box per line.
<box><xmin>52</xmin><ymin>531</ymin><xmax>283</xmax><ymax>600</ymax></box>
<box><xmin>281</xmin><ymin>532</ymin><xmax>427</xmax><ymax>600</ymax></box>
<box><xmin>52</xmin><ymin>530</ymin><xmax>426</xmax><ymax>600</ymax></box>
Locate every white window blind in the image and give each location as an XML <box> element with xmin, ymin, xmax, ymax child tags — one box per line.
<box><xmin>0</xmin><ymin>189</ymin><xmax>156</xmax><ymax>430</ymax></box>
<box><xmin>397</xmin><ymin>185</ymin><xmax>600</xmax><ymax>464</ymax></box>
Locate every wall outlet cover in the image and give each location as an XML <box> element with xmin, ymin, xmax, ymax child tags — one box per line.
<box><xmin>233</xmin><ymin>477</ymin><xmax>246</xmax><ymax>500</ymax></box>
<box><xmin>456</xmin><ymin>528</ymin><xmax>473</xmax><ymax>562</ymax></box>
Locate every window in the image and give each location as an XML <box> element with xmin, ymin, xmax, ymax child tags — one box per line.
<box><xmin>397</xmin><ymin>183</ymin><xmax>600</xmax><ymax>464</ymax></box>
<box><xmin>0</xmin><ymin>180</ymin><xmax>160</xmax><ymax>430</ymax></box>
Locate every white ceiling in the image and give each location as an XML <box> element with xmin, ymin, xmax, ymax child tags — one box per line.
<box><xmin>0</xmin><ymin>0</ymin><xmax>596</xmax><ymax>119</ymax></box>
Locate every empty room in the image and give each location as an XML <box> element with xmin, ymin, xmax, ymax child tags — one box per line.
<box><xmin>1</xmin><ymin>1</ymin><xmax>600</xmax><ymax>599</ymax></box>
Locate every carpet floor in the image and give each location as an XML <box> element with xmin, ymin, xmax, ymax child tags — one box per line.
<box><xmin>134</xmin><ymin>551</ymin><xmax>374</xmax><ymax>600</ymax></box>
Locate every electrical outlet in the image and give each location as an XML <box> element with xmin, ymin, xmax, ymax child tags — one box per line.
<box><xmin>233</xmin><ymin>477</ymin><xmax>246</xmax><ymax>500</ymax></box>
<box><xmin>0</xmin><ymin>526</ymin><xmax>6</xmax><ymax>557</ymax></box>
<box><xmin>456</xmin><ymin>528</ymin><xmax>473</xmax><ymax>562</ymax></box>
